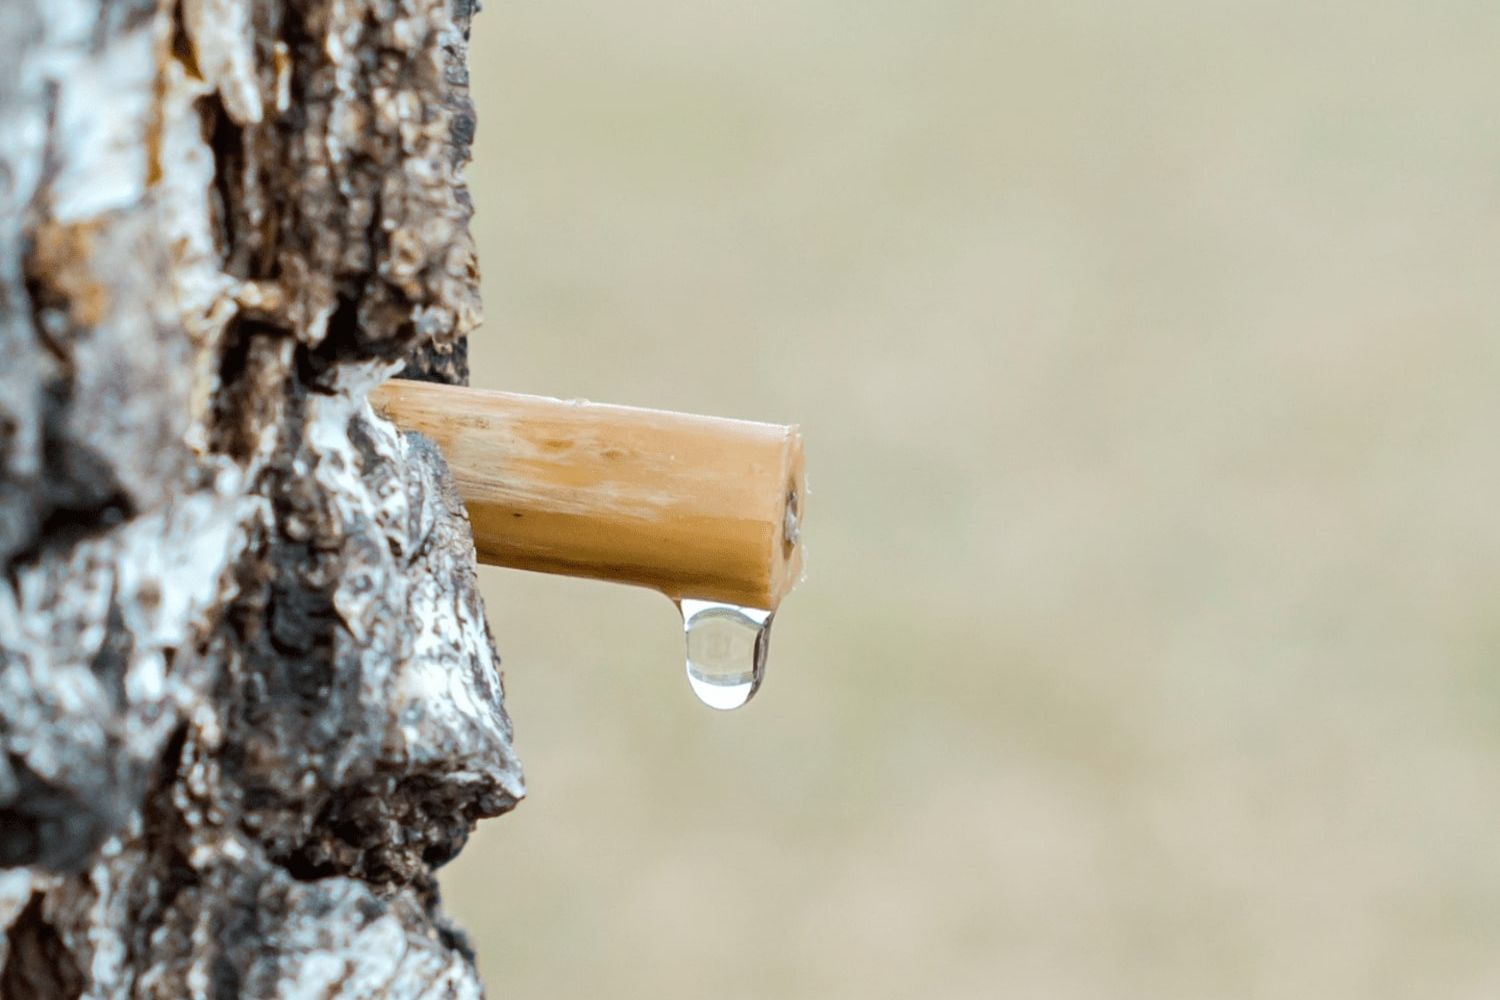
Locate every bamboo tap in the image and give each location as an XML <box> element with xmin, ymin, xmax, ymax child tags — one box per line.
<box><xmin>369</xmin><ymin>379</ymin><xmax>806</xmax><ymax>612</ymax></box>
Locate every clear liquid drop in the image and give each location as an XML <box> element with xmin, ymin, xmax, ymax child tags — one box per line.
<box><xmin>680</xmin><ymin>600</ymin><xmax>773</xmax><ymax>710</ymax></box>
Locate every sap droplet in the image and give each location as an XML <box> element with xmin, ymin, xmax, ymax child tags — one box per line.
<box><xmin>680</xmin><ymin>599</ymin><xmax>773</xmax><ymax>710</ymax></box>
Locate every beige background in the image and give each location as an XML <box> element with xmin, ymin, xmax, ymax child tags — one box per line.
<box><xmin>439</xmin><ymin>3</ymin><xmax>1500</xmax><ymax>997</ymax></box>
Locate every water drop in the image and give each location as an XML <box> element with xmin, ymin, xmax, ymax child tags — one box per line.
<box><xmin>680</xmin><ymin>599</ymin><xmax>773</xmax><ymax>710</ymax></box>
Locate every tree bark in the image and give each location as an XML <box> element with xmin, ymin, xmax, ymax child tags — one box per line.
<box><xmin>0</xmin><ymin>0</ymin><xmax>522</xmax><ymax>996</ymax></box>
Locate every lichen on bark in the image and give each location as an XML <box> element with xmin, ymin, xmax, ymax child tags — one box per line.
<box><xmin>0</xmin><ymin>0</ymin><xmax>520</xmax><ymax>995</ymax></box>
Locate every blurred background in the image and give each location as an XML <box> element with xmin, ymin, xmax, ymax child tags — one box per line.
<box><xmin>439</xmin><ymin>2</ymin><xmax>1500</xmax><ymax>997</ymax></box>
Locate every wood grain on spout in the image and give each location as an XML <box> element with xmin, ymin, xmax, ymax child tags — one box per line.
<box><xmin>370</xmin><ymin>379</ymin><xmax>806</xmax><ymax>610</ymax></box>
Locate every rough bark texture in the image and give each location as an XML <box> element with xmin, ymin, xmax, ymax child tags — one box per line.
<box><xmin>0</xmin><ymin>0</ymin><xmax>522</xmax><ymax>996</ymax></box>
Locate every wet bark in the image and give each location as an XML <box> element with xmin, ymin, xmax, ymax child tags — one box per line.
<box><xmin>0</xmin><ymin>0</ymin><xmax>522</xmax><ymax>996</ymax></box>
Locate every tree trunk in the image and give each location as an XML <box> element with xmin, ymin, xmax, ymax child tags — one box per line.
<box><xmin>0</xmin><ymin>0</ymin><xmax>522</xmax><ymax>995</ymax></box>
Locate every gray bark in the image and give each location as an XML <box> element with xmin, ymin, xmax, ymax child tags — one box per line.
<box><xmin>0</xmin><ymin>0</ymin><xmax>522</xmax><ymax>996</ymax></box>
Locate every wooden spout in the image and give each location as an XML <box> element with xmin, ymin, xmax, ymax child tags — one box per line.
<box><xmin>370</xmin><ymin>379</ymin><xmax>806</xmax><ymax>611</ymax></box>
